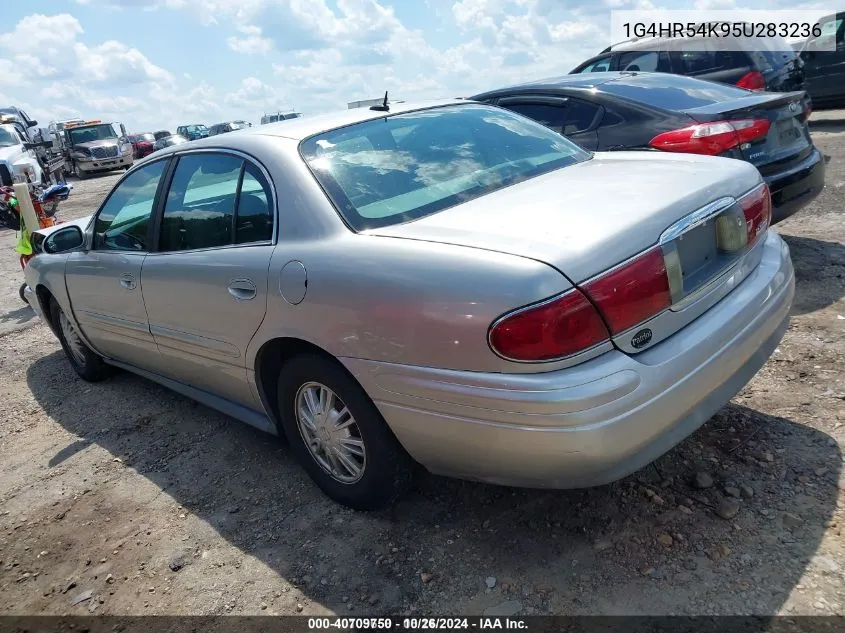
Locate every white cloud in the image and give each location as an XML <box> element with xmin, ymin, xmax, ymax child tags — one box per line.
<box><xmin>12</xmin><ymin>0</ymin><xmax>832</xmax><ymax>134</ymax></box>
<box><xmin>74</xmin><ymin>41</ymin><xmax>175</xmax><ymax>86</ymax></box>
<box><xmin>224</xmin><ymin>77</ymin><xmax>286</xmax><ymax>112</ymax></box>
<box><xmin>0</xmin><ymin>13</ymin><xmax>83</xmax><ymax>50</ymax></box>
<box><xmin>227</xmin><ymin>25</ymin><xmax>273</xmax><ymax>55</ymax></box>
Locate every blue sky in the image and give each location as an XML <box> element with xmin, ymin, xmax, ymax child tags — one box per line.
<box><xmin>0</xmin><ymin>0</ymin><xmax>831</xmax><ymax>132</ymax></box>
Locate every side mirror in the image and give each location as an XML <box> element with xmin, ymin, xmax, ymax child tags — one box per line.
<box><xmin>44</xmin><ymin>225</ymin><xmax>84</xmax><ymax>254</ymax></box>
<box><xmin>24</xmin><ymin>141</ymin><xmax>54</xmax><ymax>151</ymax></box>
<box><xmin>27</xmin><ymin>120</ymin><xmax>38</xmax><ymax>128</ymax></box>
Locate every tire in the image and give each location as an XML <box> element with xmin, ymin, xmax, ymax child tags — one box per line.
<box><xmin>50</xmin><ymin>299</ymin><xmax>109</xmax><ymax>382</ymax></box>
<box><xmin>73</xmin><ymin>161</ymin><xmax>87</xmax><ymax>180</ymax></box>
<box><xmin>277</xmin><ymin>353</ymin><xmax>414</xmax><ymax>510</ymax></box>
<box><xmin>19</xmin><ymin>284</ymin><xmax>27</xmax><ymax>304</ymax></box>
<box><xmin>0</xmin><ymin>208</ymin><xmax>20</xmax><ymax>231</ymax></box>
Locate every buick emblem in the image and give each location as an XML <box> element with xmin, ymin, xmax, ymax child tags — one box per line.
<box><xmin>789</xmin><ymin>101</ymin><xmax>800</xmax><ymax>113</ymax></box>
<box><xmin>631</xmin><ymin>328</ymin><xmax>653</xmax><ymax>349</ymax></box>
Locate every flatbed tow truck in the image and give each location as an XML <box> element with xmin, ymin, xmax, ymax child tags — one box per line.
<box><xmin>52</xmin><ymin>118</ymin><xmax>134</xmax><ymax>179</ymax></box>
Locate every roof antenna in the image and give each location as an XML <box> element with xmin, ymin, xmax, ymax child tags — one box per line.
<box><xmin>370</xmin><ymin>91</ymin><xmax>390</xmax><ymax>112</ymax></box>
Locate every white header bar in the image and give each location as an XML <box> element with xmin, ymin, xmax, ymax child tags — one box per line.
<box><xmin>609</xmin><ymin>9</ymin><xmax>837</xmax><ymax>52</ymax></box>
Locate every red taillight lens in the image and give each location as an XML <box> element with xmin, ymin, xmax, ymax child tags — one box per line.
<box><xmin>489</xmin><ymin>289</ymin><xmax>609</xmax><ymax>361</ymax></box>
<box><xmin>650</xmin><ymin>119</ymin><xmax>770</xmax><ymax>156</ymax></box>
<box><xmin>732</xmin><ymin>119</ymin><xmax>772</xmax><ymax>144</ymax></box>
<box><xmin>736</xmin><ymin>71</ymin><xmax>766</xmax><ymax>91</ymax></box>
<box><xmin>582</xmin><ymin>247</ymin><xmax>672</xmax><ymax>335</ymax></box>
<box><xmin>740</xmin><ymin>183</ymin><xmax>772</xmax><ymax>248</ymax></box>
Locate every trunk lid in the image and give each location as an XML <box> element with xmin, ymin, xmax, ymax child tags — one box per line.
<box><xmin>371</xmin><ymin>151</ymin><xmax>767</xmax><ymax>354</ymax></box>
<box><xmin>682</xmin><ymin>90</ymin><xmax>812</xmax><ymax>173</ymax></box>
<box><xmin>369</xmin><ymin>151</ymin><xmax>762</xmax><ymax>284</ymax></box>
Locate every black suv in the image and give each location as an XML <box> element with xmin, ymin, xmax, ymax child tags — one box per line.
<box><xmin>571</xmin><ymin>29</ymin><xmax>806</xmax><ymax>93</ymax></box>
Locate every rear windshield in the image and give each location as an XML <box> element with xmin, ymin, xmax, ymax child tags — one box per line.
<box><xmin>600</xmin><ymin>74</ymin><xmax>754</xmax><ymax>110</ymax></box>
<box><xmin>300</xmin><ymin>104</ymin><xmax>592</xmax><ymax>231</ymax></box>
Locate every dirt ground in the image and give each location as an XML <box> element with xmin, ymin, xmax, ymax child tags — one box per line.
<box><xmin>0</xmin><ymin>114</ymin><xmax>844</xmax><ymax>617</ymax></box>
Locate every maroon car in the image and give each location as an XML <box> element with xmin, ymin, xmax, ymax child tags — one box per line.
<box><xmin>128</xmin><ymin>133</ymin><xmax>156</xmax><ymax>159</ymax></box>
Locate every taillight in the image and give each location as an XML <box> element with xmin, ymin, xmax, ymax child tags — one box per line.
<box><xmin>582</xmin><ymin>247</ymin><xmax>672</xmax><ymax>335</ymax></box>
<box><xmin>649</xmin><ymin>119</ymin><xmax>771</xmax><ymax>155</ymax></box>
<box><xmin>739</xmin><ymin>183</ymin><xmax>772</xmax><ymax>248</ymax></box>
<box><xmin>736</xmin><ymin>71</ymin><xmax>766</xmax><ymax>91</ymax></box>
<box><xmin>488</xmin><ymin>289</ymin><xmax>609</xmax><ymax>361</ymax></box>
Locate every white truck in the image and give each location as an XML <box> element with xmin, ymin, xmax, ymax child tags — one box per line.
<box><xmin>0</xmin><ymin>114</ymin><xmax>55</xmax><ymax>186</ymax></box>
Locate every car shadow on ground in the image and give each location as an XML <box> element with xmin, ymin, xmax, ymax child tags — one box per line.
<box><xmin>781</xmin><ymin>234</ymin><xmax>845</xmax><ymax>316</ymax></box>
<box><xmin>0</xmin><ymin>305</ymin><xmax>35</xmax><ymax>326</ymax></box>
<box><xmin>25</xmin><ymin>351</ymin><xmax>842</xmax><ymax>615</ymax></box>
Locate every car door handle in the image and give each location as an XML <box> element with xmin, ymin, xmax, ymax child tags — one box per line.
<box><xmin>227</xmin><ymin>279</ymin><xmax>257</xmax><ymax>301</ymax></box>
<box><xmin>119</xmin><ymin>273</ymin><xmax>136</xmax><ymax>290</ymax></box>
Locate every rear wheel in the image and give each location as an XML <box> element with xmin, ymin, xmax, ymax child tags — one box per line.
<box><xmin>50</xmin><ymin>299</ymin><xmax>109</xmax><ymax>382</ymax></box>
<box><xmin>277</xmin><ymin>353</ymin><xmax>414</xmax><ymax>510</ymax></box>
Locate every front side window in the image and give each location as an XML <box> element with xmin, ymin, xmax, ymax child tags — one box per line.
<box><xmin>300</xmin><ymin>104</ymin><xmax>591</xmax><ymax>231</ymax></box>
<box><xmin>94</xmin><ymin>160</ymin><xmax>167</xmax><ymax>251</ymax></box>
<box><xmin>159</xmin><ymin>153</ymin><xmax>273</xmax><ymax>251</ymax></box>
<box><xmin>0</xmin><ymin>127</ymin><xmax>17</xmax><ymax>147</ymax></box>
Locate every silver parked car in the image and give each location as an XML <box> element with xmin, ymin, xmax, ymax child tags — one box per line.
<box><xmin>23</xmin><ymin>100</ymin><xmax>795</xmax><ymax>509</ymax></box>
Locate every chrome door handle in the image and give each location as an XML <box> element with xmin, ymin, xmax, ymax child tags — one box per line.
<box><xmin>227</xmin><ymin>279</ymin><xmax>257</xmax><ymax>301</ymax></box>
<box><xmin>119</xmin><ymin>273</ymin><xmax>136</xmax><ymax>290</ymax></box>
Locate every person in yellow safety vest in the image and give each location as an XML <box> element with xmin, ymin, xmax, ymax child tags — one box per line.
<box><xmin>12</xmin><ymin>197</ymin><xmax>34</xmax><ymax>257</ymax></box>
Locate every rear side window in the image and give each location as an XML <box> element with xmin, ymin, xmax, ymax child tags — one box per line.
<box><xmin>618</xmin><ymin>51</ymin><xmax>672</xmax><ymax>72</ymax></box>
<box><xmin>501</xmin><ymin>103</ymin><xmax>569</xmax><ymax>133</ymax></box>
<box><xmin>819</xmin><ymin>15</ymin><xmax>843</xmax><ymax>39</ymax></box>
<box><xmin>672</xmin><ymin>40</ymin><xmax>747</xmax><ymax>74</ymax></box>
<box><xmin>497</xmin><ymin>100</ymin><xmax>601</xmax><ymax>135</ymax></box>
<box><xmin>576</xmin><ymin>56</ymin><xmax>612</xmax><ymax>73</ymax></box>
<box><xmin>563</xmin><ymin>100</ymin><xmax>602</xmax><ymax>133</ymax></box>
<box><xmin>235</xmin><ymin>164</ymin><xmax>273</xmax><ymax>244</ymax></box>
<box><xmin>600</xmin><ymin>73</ymin><xmax>755</xmax><ymax>110</ymax></box>
<box><xmin>159</xmin><ymin>153</ymin><xmax>273</xmax><ymax>251</ymax></box>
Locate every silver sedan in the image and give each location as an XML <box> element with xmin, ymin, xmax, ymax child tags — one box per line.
<box><xmin>24</xmin><ymin>100</ymin><xmax>795</xmax><ymax>509</ymax></box>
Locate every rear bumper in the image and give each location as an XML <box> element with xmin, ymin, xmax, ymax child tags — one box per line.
<box><xmin>23</xmin><ymin>284</ymin><xmax>41</xmax><ymax>317</ymax></box>
<box><xmin>765</xmin><ymin>146</ymin><xmax>825</xmax><ymax>224</ymax></box>
<box><xmin>343</xmin><ymin>232</ymin><xmax>795</xmax><ymax>488</ymax></box>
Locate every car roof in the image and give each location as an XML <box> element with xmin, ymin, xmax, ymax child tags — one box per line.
<box><xmin>207</xmin><ymin>99</ymin><xmax>468</xmax><ymax>142</ymax></box>
<box><xmin>472</xmin><ymin>72</ymin><xmax>650</xmax><ymax>99</ymax></box>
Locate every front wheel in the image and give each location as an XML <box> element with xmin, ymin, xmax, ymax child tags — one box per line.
<box><xmin>73</xmin><ymin>161</ymin><xmax>87</xmax><ymax>180</ymax></box>
<box><xmin>50</xmin><ymin>299</ymin><xmax>109</xmax><ymax>382</ymax></box>
<box><xmin>277</xmin><ymin>353</ymin><xmax>414</xmax><ymax>510</ymax></box>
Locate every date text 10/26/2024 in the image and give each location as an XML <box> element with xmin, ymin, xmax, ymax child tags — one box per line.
<box><xmin>307</xmin><ymin>617</ymin><xmax>528</xmax><ymax>630</ymax></box>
